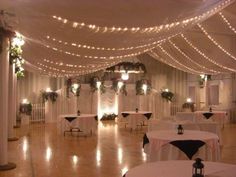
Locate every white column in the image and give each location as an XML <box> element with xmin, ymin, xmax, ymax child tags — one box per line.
<box><xmin>8</xmin><ymin>64</ymin><xmax>18</xmax><ymax>141</ymax></box>
<box><xmin>0</xmin><ymin>36</ymin><xmax>16</xmax><ymax>170</ymax></box>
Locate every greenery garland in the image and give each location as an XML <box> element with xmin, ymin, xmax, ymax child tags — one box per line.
<box><xmin>135</xmin><ymin>79</ymin><xmax>151</xmax><ymax>95</ymax></box>
<box><xmin>9</xmin><ymin>34</ymin><xmax>25</xmax><ymax>78</ymax></box>
<box><xmin>66</xmin><ymin>78</ymin><xmax>81</xmax><ymax>97</ymax></box>
<box><xmin>100</xmin><ymin>113</ymin><xmax>117</xmax><ymax>121</ymax></box>
<box><xmin>182</xmin><ymin>102</ymin><xmax>195</xmax><ymax>112</ymax></box>
<box><xmin>161</xmin><ymin>90</ymin><xmax>174</xmax><ymax>102</ymax></box>
<box><xmin>106</xmin><ymin>62</ymin><xmax>146</xmax><ymax>73</ymax></box>
<box><xmin>89</xmin><ymin>76</ymin><xmax>106</xmax><ymax>94</ymax></box>
<box><xmin>41</xmin><ymin>91</ymin><xmax>58</xmax><ymax>103</ymax></box>
<box><xmin>19</xmin><ymin>103</ymin><xmax>32</xmax><ymax>115</ymax></box>
<box><xmin>111</xmin><ymin>79</ymin><xmax>127</xmax><ymax>96</ymax></box>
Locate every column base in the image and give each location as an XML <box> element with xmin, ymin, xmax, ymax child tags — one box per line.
<box><xmin>13</xmin><ymin>125</ymin><xmax>20</xmax><ymax>128</ymax></box>
<box><xmin>8</xmin><ymin>137</ymin><xmax>19</xmax><ymax>141</ymax></box>
<box><xmin>0</xmin><ymin>162</ymin><xmax>16</xmax><ymax>171</ymax></box>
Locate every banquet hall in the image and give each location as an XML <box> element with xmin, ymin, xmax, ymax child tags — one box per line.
<box><xmin>1</xmin><ymin>0</ymin><xmax>236</xmax><ymax>177</ymax></box>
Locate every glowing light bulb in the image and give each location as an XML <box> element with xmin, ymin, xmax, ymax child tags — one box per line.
<box><xmin>96</xmin><ymin>81</ymin><xmax>101</xmax><ymax>89</ymax></box>
<box><xmin>46</xmin><ymin>88</ymin><xmax>52</xmax><ymax>92</ymax></box>
<box><xmin>164</xmin><ymin>88</ymin><xmax>169</xmax><ymax>92</ymax></box>
<box><xmin>118</xmin><ymin>81</ymin><xmax>123</xmax><ymax>89</ymax></box>
<box><xmin>186</xmin><ymin>98</ymin><xmax>192</xmax><ymax>103</ymax></box>
<box><xmin>142</xmin><ymin>84</ymin><xmax>147</xmax><ymax>92</ymax></box>
<box><xmin>121</xmin><ymin>73</ymin><xmax>129</xmax><ymax>80</ymax></box>
<box><xmin>22</xmin><ymin>98</ymin><xmax>28</xmax><ymax>104</ymax></box>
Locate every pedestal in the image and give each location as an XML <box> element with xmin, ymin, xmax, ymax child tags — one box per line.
<box><xmin>21</xmin><ymin>114</ymin><xmax>30</xmax><ymax>125</ymax></box>
<box><xmin>163</xmin><ymin>100</ymin><xmax>171</xmax><ymax>117</ymax></box>
<box><xmin>45</xmin><ymin>101</ymin><xmax>56</xmax><ymax>123</ymax></box>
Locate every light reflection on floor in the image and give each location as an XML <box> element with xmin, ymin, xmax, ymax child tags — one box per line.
<box><xmin>0</xmin><ymin>121</ymin><xmax>236</xmax><ymax>177</ymax></box>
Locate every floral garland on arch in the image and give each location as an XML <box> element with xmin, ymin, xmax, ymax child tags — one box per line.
<box><xmin>41</xmin><ymin>90</ymin><xmax>58</xmax><ymax>103</ymax></box>
<box><xmin>135</xmin><ymin>79</ymin><xmax>151</xmax><ymax>95</ymax></box>
<box><xmin>9</xmin><ymin>33</ymin><xmax>25</xmax><ymax>78</ymax></box>
<box><xmin>89</xmin><ymin>76</ymin><xmax>106</xmax><ymax>94</ymax></box>
<box><xmin>111</xmin><ymin>79</ymin><xmax>127</xmax><ymax>96</ymax></box>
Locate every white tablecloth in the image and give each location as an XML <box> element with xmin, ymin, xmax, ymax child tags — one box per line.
<box><xmin>59</xmin><ymin>114</ymin><xmax>97</xmax><ymax>135</ymax></box>
<box><xmin>121</xmin><ymin>111</ymin><xmax>152</xmax><ymax>130</ymax></box>
<box><xmin>176</xmin><ymin>111</ymin><xmax>228</xmax><ymax>128</ymax></box>
<box><xmin>144</xmin><ymin>130</ymin><xmax>220</xmax><ymax>161</ymax></box>
<box><xmin>125</xmin><ymin>160</ymin><xmax>236</xmax><ymax>177</ymax></box>
<box><xmin>148</xmin><ymin>119</ymin><xmax>221</xmax><ymax>144</ymax></box>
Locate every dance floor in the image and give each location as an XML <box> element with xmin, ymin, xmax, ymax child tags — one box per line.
<box><xmin>1</xmin><ymin>120</ymin><xmax>236</xmax><ymax>177</ymax></box>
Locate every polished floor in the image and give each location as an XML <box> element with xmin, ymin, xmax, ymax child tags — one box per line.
<box><xmin>1</xmin><ymin>120</ymin><xmax>236</xmax><ymax>177</ymax></box>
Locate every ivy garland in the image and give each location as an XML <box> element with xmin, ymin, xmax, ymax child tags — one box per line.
<box><xmin>71</xmin><ymin>82</ymin><xmax>81</xmax><ymax>97</ymax></box>
<box><xmin>89</xmin><ymin>76</ymin><xmax>106</xmax><ymax>94</ymax></box>
<box><xmin>66</xmin><ymin>78</ymin><xmax>81</xmax><ymax>97</ymax></box>
<box><xmin>9</xmin><ymin>34</ymin><xmax>25</xmax><ymax>78</ymax></box>
<box><xmin>19</xmin><ymin>103</ymin><xmax>32</xmax><ymax>115</ymax></box>
<box><xmin>161</xmin><ymin>90</ymin><xmax>174</xmax><ymax>102</ymax></box>
<box><xmin>135</xmin><ymin>79</ymin><xmax>151</xmax><ymax>95</ymax></box>
<box><xmin>111</xmin><ymin>79</ymin><xmax>127</xmax><ymax>96</ymax></box>
<box><xmin>100</xmin><ymin>113</ymin><xmax>117</xmax><ymax>121</ymax></box>
<box><xmin>41</xmin><ymin>91</ymin><xmax>58</xmax><ymax>103</ymax></box>
<box><xmin>182</xmin><ymin>102</ymin><xmax>195</xmax><ymax>112</ymax></box>
<box><xmin>106</xmin><ymin>62</ymin><xmax>146</xmax><ymax>73</ymax></box>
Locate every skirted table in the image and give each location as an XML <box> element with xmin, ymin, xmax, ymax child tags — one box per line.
<box><xmin>124</xmin><ymin>160</ymin><xmax>236</xmax><ymax>177</ymax></box>
<box><xmin>59</xmin><ymin>114</ymin><xmax>98</xmax><ymax>135</ymax></box>
<box><xmin>176</xmin><ymin>111</ymin><xmax>228</xmax><ymax>128</ymax></box>
<box><xmin>121</xmin><ymin>111</ymin><xmax>152</xmax><ymax>130</ymax></box>
<box><xmin>143</xmin><ymin>130</ymin><xmax>220</xmax><ymax>162</ymax></box>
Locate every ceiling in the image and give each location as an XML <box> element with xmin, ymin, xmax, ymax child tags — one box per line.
<box><xmin>1</xmin><ymin>0</ymin><xmax>236</xmax><ymax>77</ymax></box>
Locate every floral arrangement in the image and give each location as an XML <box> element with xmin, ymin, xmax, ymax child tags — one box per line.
<box><xmin>19</xmin><ymin>103</ymin><xmax>32</xmax><ymax>115</ymax></box>
<box><xmin>89</xmin><ymin>76</ymin><xmax>106</xmax><ymax>94</ymax></box>
<box><xmin>9</xmin><ymin>33</ymin><xmax>25</xmax><ymax>78</ymax></box>
<box><xmin>161</xmin><ymin>89</ymin><xmax>174</xmax><ymax>102</ymax></box>
<box><xmin>111</xmin><ymin>79</ymin><xmax>127</xmax><ymax>96</ymax></box>
<box><xmin>41</xmin><ymin>91</ymin><xmax>58</xmax><ymax>103</ymax></box>
<box><xmin>135</xmin><ymin>79</ymin><xmax>151</xmax><ymax>95</ymax></box>
<box><xmin>182</xmin><ymin>102</ymin><xmax>195</xmax><ymax>112</ymax></box>
<box><xmin>100</xmin><ymin>113</ymin><xmax>117</xmax><ymax>121</ymax></box>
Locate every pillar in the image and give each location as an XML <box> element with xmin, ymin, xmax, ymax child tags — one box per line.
<box><xmin>0</xmin><ymin>35</ymin><xmax>16</xmax><ymax>170</ymax></box>
<box><xmin>8</xmin><ymin>63</ymin><xmax>18</xmax><ymax>141</ymax></box>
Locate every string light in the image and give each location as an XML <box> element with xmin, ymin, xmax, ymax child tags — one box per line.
<box><xmin>51</xmin><ymin>0</ymin><xmax>233</xmax><ymax>35</ymax></box>
<box><xmin>219</xmin><ymin>12</ymin><xmax>236</xmax><ymax>34</ymax></box>
<box><xmin>168</xmin><ymin>39</ymin><xmax>219</xmax><ymax>74</ymax></box>
<box><xmin>46</xmin><ymin>35</ymin><xmax>162</xmax><ymax>51</ymax></box>
<box><xmin>45</xmin><ymin>44</ymin><xmax>152</xmax><ymax>60</ymax></box>
<box><xmin>149</xmin><ymin>50</ymin><xmax>187</xmax><ymax>72</ymax></box>
<box><xmin>197</xmin><ymin>24</ymin><xmax>236</xmax><ymax>61</ymax></box>
<box><xmin>158</xmin><ymin>45</ymin><xmax>203</xmax><ymax>74</ymax></box>
<box><xmin>180</xmin><ymin>34</ymin><xmax>236</xmax><ymax>72</ymax></box>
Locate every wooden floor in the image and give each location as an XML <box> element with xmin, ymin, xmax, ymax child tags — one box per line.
<box><xmin>1</xmin><ymin>120</ymin><xmax>236</xmax><ymax>177</ymax></box>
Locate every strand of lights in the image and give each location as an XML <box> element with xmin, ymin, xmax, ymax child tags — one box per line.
<box><xmin>197</xmin><ymin>24</ymin><xmax>236</xmax><ymax>61</ymax></box>
<box><xmin>42</xmin><ymin>58</ymin><xmax>120</xmax><ymax>69</ymax></box>
<box><xmin>46</xmin><ymin>35</ymin><xmax>162</xmax><ymax>51</ymax></box>
<box><xmin>45</xmin><ymin>44</ymin><xmax>151</xmax><ymax>60</ymax></box>
<box><xmin>51</xmin><ymin>0</ymin><xmax>233</xmax><ymax>35</ymax></box>
<box><xmin>149</xmin><ymin>50</ymin><xmax>189</xmax><ymax>72</ymax></box>
<box><xmin>158</xmin><ymin>46</ymin><xmax>203</xmax><ymax>74</ymax></box>
<box><xmin>168</xmin><ymin>39</ymin><xmax>220</xmax><ymax>74</ymax></box>
<box><xmin>180</xmin><ymin>34</ymin><xmax>236</xmax><ymax>72</ymax></box>
<box><xmin>219</xmin><ymin>12</ymin><xmax>236</xmax><ymax>34</ymax></box>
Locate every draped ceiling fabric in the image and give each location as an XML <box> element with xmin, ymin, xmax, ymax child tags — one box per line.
<box><xmin>1</xmin><ymin>0</ymin><xmax>236</xmax><ymax>76</ymax></box>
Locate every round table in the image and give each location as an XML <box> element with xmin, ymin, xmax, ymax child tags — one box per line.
<box><xmin>144</xmin><ymin>130</ymin><xmax>220</xmax><ymax>161</ymax></box>
<box><xmin>121</xmin><ymin>111</ymin><xmax>152</xmax><ymax>130</ymax></box>
<box><xmin>124</xmin><ymin>160</ymin><xmax>236</xmax><ymax>177</ymax></box>
<box><xmin>60</xmin><ymin>114</ymin><xmax>97</xmax><ymax>135</ymax></box>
